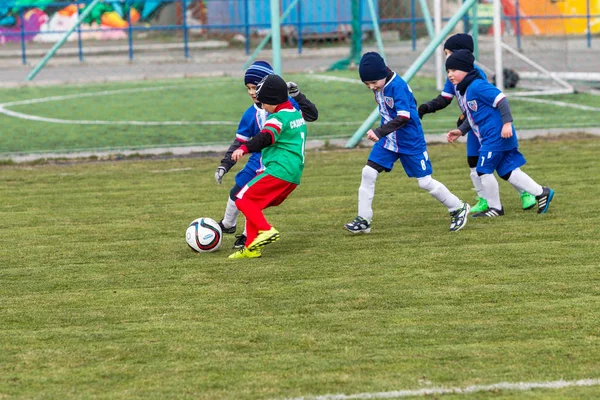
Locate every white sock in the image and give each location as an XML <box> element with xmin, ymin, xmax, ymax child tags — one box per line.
<box><xmin>222</xmin><ymin>197</ymin><xmax>239</xmax><ymax>229</ymax></box>
<box><xmin>358</xmin><ymin>165</ymin><xmax>378</xmax><ymax>222</ymax></box>
<box><xmin>469</xmin><ymin>168</ymin><xmax>484</xmax><ymax>198</ymax></box>
<box><xmin>480</xmin><ymin>174</ymin><xmax>502</xmax><ymax>210</ymax></box>
<box><xmin>507</xmin><ymin>168</ymin><xmax>543</xmax><ymax>196</ymax></box>
<box><xmin>417</xmin><ymin>175</ymin><xmax>462</xmax><ymax>212</ymax></box>
<box><xmin>510</xmin><ymin>183</ymin><xmax>525</xmax><ymax>195</ymax></box>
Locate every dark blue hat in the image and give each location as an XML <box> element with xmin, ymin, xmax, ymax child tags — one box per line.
<box><xmin>359</xmin><ymin>52</ymin><xmax>387</xmax><ymax>82</ymax></box>
<box><xmin>446</xmin><ymin>49</ymin><xmax>475</xmax><ymax>72</ymax></box>
<box><xmin>244</xmin><ymin>61</ymin><xmax>274</xmax><ymax>86</ymax></box>
<box><xmin>444</xmin><ymin>33</ymin><xmax>474</xmax><ymax>53</ymax></box>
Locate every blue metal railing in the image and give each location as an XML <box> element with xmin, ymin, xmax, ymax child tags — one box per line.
<box><xmin>1</xmin><ymin>0</ymin><xmax>597</xmax><ymax>66</ymax></box>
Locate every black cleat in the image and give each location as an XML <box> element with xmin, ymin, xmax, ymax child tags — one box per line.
<box><xmin>473</xmin><ymin>207</ymin><xmax>504</xmax><ymax>218</ymax></box>
<box><xmin>233</xmin><ymin>234</ymin><xmax>246</xmax><ymax>249</ymax></box>
<box><xmin>536</xmin><ymin>187</ymin><xmax>555</xmax><ymax>214</ymax></box>
<box><xmin>219</xmin><ymin>220</ymin><xmax>236</xmax><ymax>234</ymax></box>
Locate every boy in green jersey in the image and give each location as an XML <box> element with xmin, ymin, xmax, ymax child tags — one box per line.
<box><xmin>229</xmin><ymin>74</ymin><xmax>308</xmax><ymax>259</ymax></box>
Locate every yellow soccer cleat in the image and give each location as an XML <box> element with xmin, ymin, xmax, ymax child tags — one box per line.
<box><xmin>228</xmin><ymin>248</ymin><xmax>262</xmax><ymax>259</ymax></box>
<box><xmin>247</xmin><ymin>227</ymin><xmax>280</xmax><ymax>251</ymax></box>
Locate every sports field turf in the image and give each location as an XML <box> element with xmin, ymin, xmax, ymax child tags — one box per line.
<box><xmin>1</xmin><ymin>133</ymin><xmax>599</xmax><ymax>398</ymax></box>
<box><xmin>1</xmin><ymin>71</ymin><xmax>599</xmax><ymax>155</ymax></box>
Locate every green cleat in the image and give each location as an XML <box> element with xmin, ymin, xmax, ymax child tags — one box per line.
<box><xmin>228</xmin><ymin>248</ymin><xmax>262</xmax><ymax>259</ymax></box>
<box><xmin>470</xmin><ymin>197</ymin><xmax>488</xmax><ymax>213</ymax></box>
<box><xmin>521</xmin><ymin>191</ymin><xmax>536</xmax><ymax>210</ymax></box>
<box><xmin>247</xmin><ymin>227</ymin><xmax>280</xmax><ymax>251</ymax></box>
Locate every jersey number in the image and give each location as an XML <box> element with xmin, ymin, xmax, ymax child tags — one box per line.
<box><xmin>301</xmin><ymin>132</ymin><xmax>306</xmax><ymax>163</ymax></box>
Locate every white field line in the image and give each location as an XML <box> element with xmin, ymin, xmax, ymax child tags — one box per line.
<box><xmin>0</xmin><ymin>77</ymin><xmax>596</xmax><ymax>128</ymax></box>
<box><xmin>509</xmin><ymin>96</ymin><xmax>600</xmax><ymax>112</ymax></box>
<box><xmin>0</xmin><ymin>85</ymin><xmax>186</xmax><ymax>107</ymax></box>
<box><xmin>0</xmin><ymin>83</ymin><xmax>363</xmax><ymax>127</ymax></box>
<box><xmin>150</xmin><ymin>168</ymin><xmax>193</xmax><ymax>173</ymax></box>
<box><xmin>0</xmin><ymin>105</ymin><xmax>365</xmax><ymax>126</ymax></box>
<box><xmin>0</xmin><ymin>107</ymin><xmax>237</xmax><ymax>126</ymax></box>
<box><xmin>311</xmin><ymin>74</ymin><xmax>364</xmax><ymax>85</ymax></box>
<box><xmin>283</xmin><ymin>378</ymin><xmax>600</xmax><ymax>400</ymax></box>
<box><xmin>311</xmin><ymin>74</ymin><xmax>600</xmax><ymax>112</ymax></box>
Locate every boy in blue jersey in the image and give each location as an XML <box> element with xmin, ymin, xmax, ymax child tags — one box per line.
<box><xmin>418</xmin><ymin>33</ymin><xmax>536</xmax><ymax>213</ymax></box>
<box><xmin>344</xmin><ymin>52</ymin><xmax>470</xmax><ymax>233</ymax></box>
<box><xmin>445</xmin><ymin>50</ymin><xmax>554</xmax><ymax>216</ymax></box>
<box><xmin>214</xmin><ymin>61</ymin><xmax>318</xmax><ymax>248</ymax></box>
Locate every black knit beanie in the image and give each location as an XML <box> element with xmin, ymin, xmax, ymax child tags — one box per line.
<box><xmin>359</xmin><ymin>52</ymin><xmax>387</xmax><ymax>82</ymax></box>
<box><xmin>256</xmin><ymin>74</ymin><xmax>289</xmax><ymax>105</ymax></box>
<box><xmin>444</xmin><ymin>33</ymin><xmax>474</xmax><ymax>53</ymax></box>
<box><xmin>446</xmin><ymin>49</ymin><xmax>475</xmax><ymax>72</ymax></box>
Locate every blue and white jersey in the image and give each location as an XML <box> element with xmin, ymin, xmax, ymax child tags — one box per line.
<box><xmin>236</xmin><ymin>103</ymin><xmax>268</xmax><ymax>172</ymax></box>
<box><xmin>374</xmin><ymin>72</ymin><xmax>426</xmax><ymax>155</ymax></box>
<box><xmin>442</xmin><ymin>65</ymin><xmax>487</xmax><ymax>99</ymax></box>
<box><xmin>455</xmin><ymin>79</ymin><xmax>518</xmax><ymax>152</ymax></box>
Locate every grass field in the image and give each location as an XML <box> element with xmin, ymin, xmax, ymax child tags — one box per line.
<box><xmin>1</xmin><ymin>134</ymin><xmax>599</xmax><ymax>399</ymax></box>
<box><xmin>1</xmin><ymin>71</ymin><xmax>599</xmax><ymax>155</ymax></box>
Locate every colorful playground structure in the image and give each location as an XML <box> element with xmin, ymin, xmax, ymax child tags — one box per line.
<box><xmin>0</xmin><ymin>0</ymin><xmax>170</xmax><ymax>44</ymax></box>
<box><xmin>0</xmin><ymin>0</ymin><xmax>598</xmax><ymax>46</ymax></box>
<box><xmin>501</xmin><ymin>0</ymin><xmax>600</xmax><ymax>35</ymax></box>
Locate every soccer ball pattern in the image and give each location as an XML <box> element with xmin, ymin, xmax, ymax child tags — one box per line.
<box><xmin>186</xmin><ymin>217</ymin><xmax>222</xmax><ymax>253</ymax></box>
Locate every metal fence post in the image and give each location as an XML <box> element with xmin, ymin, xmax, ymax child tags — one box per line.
<box><xmin>244</xmin><ymin>0</ymin><xmax>250</xmax><ymax>55</ymax></box>
<box><xmin>586</xmin><ymin>0</ymin><xmax>591</xmax><ymax>48</ymax></box>
<box><xmin>516</xmin><ymin>0</ymin><xmax>521</xmax><ymax>50</ymax></box>
<box><xmin>183</xmin><ymin>0</ymin><xmax>190</xmax><ymax>58</ymax></box>
<box><xmin>19</xmin><ymin>7</ymin><xmax>27</xmax><ymax>65</ymax></box>
<box><xmin>297</xmin><ymin>0</ymin><xmax>302</xmax><ymax>54</ymax></box>
<box><xmin>411</xmin><ymin>0</ymin><xmax>416</xmax><ymax>50</ymax></box>
<box><xmin>77</xmin><ymin>1</ymin><xmax>84</xmax><ymax>62</ymax></box>
<box><xmin>127</xmin><ymin>0</ymin><xmax>134</xmax><ymax>60</ymax></box>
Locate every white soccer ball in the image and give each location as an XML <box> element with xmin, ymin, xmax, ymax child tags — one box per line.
<box><xmin>186</xmin><ymin>217</ymin><xmax>222</xmax><ymax>253</ymax></box>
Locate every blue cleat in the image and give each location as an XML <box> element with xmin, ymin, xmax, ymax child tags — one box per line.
<box><xmin>536</xmin><ymin>187</ymin><xmax>554</xmax><ymax>214</ymax></box>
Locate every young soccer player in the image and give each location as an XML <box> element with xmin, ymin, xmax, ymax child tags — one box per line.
<box><xmin>418</xmin><ymin>33</ymin><xmax>536</xmax><ymax>213</ymax></box>
<box><xmin>228</xmin><ymin>74</ymin><xmax>308</xmax><ymax>259</ymax></box>
<box><xmin>445</xmin><ymin>50</ymin><xmax>554</xmax><ymax>216</ymax></box>
<box><xmin>344</xmin><ymin>52</ymin><xmax>470</xmax><ymax>234</ymax></box>
<box><xmin>214</xmin><ymin>61</ymin><xmax>317</xmax><ymax>249</ymax></box>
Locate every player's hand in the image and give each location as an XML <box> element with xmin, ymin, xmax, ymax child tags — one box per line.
<box><xmin>214</xmin><ymin>166</ymin><xmax>227</xmax><ymax>185</ymax></box>
<box><xmin>501</xmin><ymin>122</ymin><xmax>513</xmax><ymax>138</ymax></box>
<box><xmin>287</xmin><ymin>81</ymin><xmax>300</xmax><ymax>97</ymax></box>
<box><xmin>231</xmin><ymin>149</ymin><xmax>245</xmax><ymax>162</ymax></box>
<box><xmin>446</xmin><ymin>129</ymin><xmax>462</xmax><ymax>143</ymax></box>
<box><xmin>366</xmin><ymin>129</ymin><xmax>379</xmax><ymax>142</ymax></box>
<box><xmin>418</xmin><ymin>104</ymin><xmax>429</xmax><ymax>119</ymax></box>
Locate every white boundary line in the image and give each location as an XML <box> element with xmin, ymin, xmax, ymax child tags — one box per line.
<box><xmin>283</xmin><ymin>378</ymin><xmax>600</xmax><ymax>400</ymax></box>
<box><xmin>0</xmin><ymin>83</ymin><xmax>363</xmax><ymax>127</ymax></box>
<box><xmin>310</xmin><ymin>74</ymin><xmax>600</xmax><ymax>111</ymax></box>
<box><xmin>507</xmin><ymin>97</ymin><xmax>600</xmax><ymax>112</ymax></box>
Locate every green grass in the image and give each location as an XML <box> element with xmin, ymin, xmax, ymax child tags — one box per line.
<box><xmin>1</xmin><ymin>136</ymin><xmax>599</xmax><ymax>399</ymax></box>
<box><xmin>0</xmin><ymin>72</ymin><xmax>599</xmax><ymax>154</ymax></box>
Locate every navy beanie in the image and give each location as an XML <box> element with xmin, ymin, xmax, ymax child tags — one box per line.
<box><xmin>256</xmin><ymin>74</ymin><xmax>289</xmax><ymax>105</ymax></box>
<box><xmin>359</xmin><ymin>52</ymin><xmax>387</xmax><ymax>82</ymax></box>
<box><xmin>446</xmin><ymin>49</ymin><xmax>475</xmax><ymax>72</ymax></box>
<box><xmin>444</xmin><ymin>33</ymin><xmax>474</xmax><ymax>53</ymax></box>
<box><xmin>244</xmin><ymin>61</ymin><xmax>274</xmax><ymax>86</ymax></box>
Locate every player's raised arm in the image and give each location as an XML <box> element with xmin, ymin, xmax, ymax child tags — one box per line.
<box><xmin>287</xmin><ymin>81</ymin><xmax>319</xmax><ymax>122</ymax></box>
